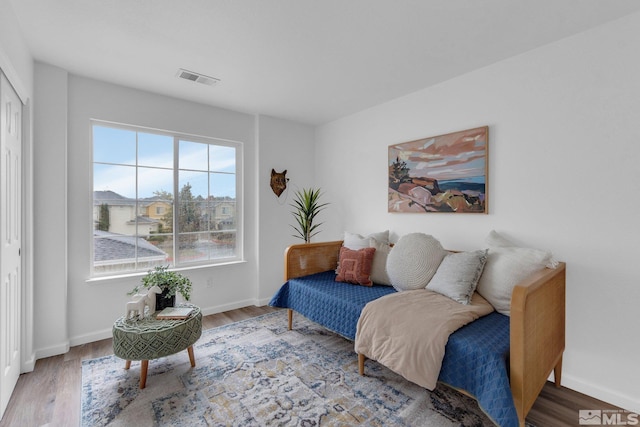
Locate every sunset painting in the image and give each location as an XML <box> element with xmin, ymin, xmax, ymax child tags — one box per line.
<box><xmin>388</xmin><ymin>126</ymin><xmax>488</xmax><ymax>213</ymax></box>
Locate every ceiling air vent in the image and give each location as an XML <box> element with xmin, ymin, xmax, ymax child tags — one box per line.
<box><xmin>175</xmin><ymin>69</ymin><xmax>220</xmax><ymax>86</ymax></box>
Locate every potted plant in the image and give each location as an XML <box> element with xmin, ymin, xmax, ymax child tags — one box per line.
<box><xmin>290</xmin><ymin>187</ymin><xmax>329</xmax><ymax>243</ymax></box>
<box><xmin>129</xmin><ymin>265</ymin><xmax>192</xmax><ymax>310</ymax></box>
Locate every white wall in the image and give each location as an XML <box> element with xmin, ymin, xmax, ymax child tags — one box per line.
<box><xmin>0</xmin><ymin>0</ymin><xmax>32</xmax><ymax>101</ymax></box>
<box><xmin>256</xmin><ymin>115</ymin><xmax>316</xmax><ymax>303</ymax></box>
<box><xmin>32</xmin><ymin>63</ymin><xmax>68</xmax><ymax>358</ymax></box>
<box><xmin>67</xmin><ymin>75</ymin><xmax>260</xmax><ymax>345</ymax></box>
<box><xmin>31</xmin><ymin>70</ymin><xmax>258</xmax><ymax>350</ymax></box>
<box><xmin>315</xmin><ymin>11</ymin><xmax>640</xmax><ymax>413</ymax></box>
<box><xmin>31</xmin><ymin>72</ymin><xmax>317</xmax><ymax>355</ymax></box>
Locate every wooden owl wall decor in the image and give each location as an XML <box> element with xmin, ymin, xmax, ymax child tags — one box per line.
<box><xmin>270</xmin><ymin>169</ymin><xmax>288</xmax><ymax>197</ymax></box>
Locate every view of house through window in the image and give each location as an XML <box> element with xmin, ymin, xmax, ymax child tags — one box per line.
<box><xmin>92</xmin><ymin>122</ymin><xmax>241</xmax><ymax>275</ymax></box>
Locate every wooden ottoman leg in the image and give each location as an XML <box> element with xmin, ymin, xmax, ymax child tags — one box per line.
<box><xmin>288</xmin><ymin>309</ymin><xmax>293</xmax><ymax>330</ymax></box>
<box><xmin>140</xmin><ymin>360</ymin><xmax>149</xmax><ymax>389</ymax></box>
<box><xmin>125</xmin><ymin>360</ymin><xmax>131</xmax><ymax>370</ymax></box>
<box><xmin>187</xmin><ymin>345</ymin><xmax>196</xmax><ymax>367</ymax></box>
<box><xmin>358</xmin><ymin>354</ymin><xmax>366</xmax><ymax>376</ymax></box>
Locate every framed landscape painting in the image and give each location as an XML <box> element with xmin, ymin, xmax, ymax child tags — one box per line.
<box><xmin>388</xmin><ymin>126</ymin><xmax>488</xmax><ymax>213</ymax></box>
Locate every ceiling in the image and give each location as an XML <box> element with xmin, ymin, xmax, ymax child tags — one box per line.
<box><xmin>10</xmin><ymin>0</ymin><xmax>640</xmax><ymax>125</ymax></box>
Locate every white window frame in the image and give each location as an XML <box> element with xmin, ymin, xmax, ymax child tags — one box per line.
<box><xmin>90</xmin><ymin>120</ymin><xmax>244</xmax><ymax>277</ymax></box>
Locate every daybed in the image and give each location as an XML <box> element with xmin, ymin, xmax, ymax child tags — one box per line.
<box><xmin>269</xmin><ymin>240</ymin><xmax>566</xmax><ymax>427</ymax></box>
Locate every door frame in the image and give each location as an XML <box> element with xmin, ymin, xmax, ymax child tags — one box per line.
<box><xmin>0</xmin><ymin>57</ymin><xmax>35</xmax><ymax>376</ymax></box>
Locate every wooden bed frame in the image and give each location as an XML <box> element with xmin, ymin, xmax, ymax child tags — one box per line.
<box><xmin>284</xmin><ymin>240</ymin><xmax>566</xmax><ymax>427</ymax></box>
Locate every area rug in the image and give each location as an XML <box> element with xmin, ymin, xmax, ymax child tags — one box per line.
<box><xmin>81</xmin><ymin>310</ymin><xmax>496</xmax><ymax>426</ymax></box>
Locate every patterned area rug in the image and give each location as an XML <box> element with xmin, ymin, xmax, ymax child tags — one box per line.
<box><xmin>81</xmin><ymin>310</ymin><xmax>496</xmax><ymax>426</ymax></box>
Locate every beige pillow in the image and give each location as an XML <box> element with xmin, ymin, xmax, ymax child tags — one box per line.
<box><xmin>369</xmin><ymin>238</ymin><xmax>392</xmax><ymax>285</ymax></box>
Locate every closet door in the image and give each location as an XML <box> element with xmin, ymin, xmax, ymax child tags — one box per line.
<box><xmin>0</xmin><ymin>71</ymin><xmax>22</xmax><ymax>420</ymax></box>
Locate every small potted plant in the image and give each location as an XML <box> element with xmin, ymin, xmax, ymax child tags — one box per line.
<box><xmin>129</xmin><ymin>265</ymin><xmax>192</xmax><ymax>310</ymax></box>
<box><xmin>290</xmin><ymin>187</ymin><xmax>329</xmax><ymax>243</ymax></box>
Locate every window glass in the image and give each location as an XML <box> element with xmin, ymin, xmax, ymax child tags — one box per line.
<box><xmin>138</xmin><ymin>167</ymin><xmax>173</xmax><ymax>199</ymax></box>
<box><xmin>209</xmin><ymin>144</ymin><xmax>236</xmax><ymax>173</ymax></box>
<box><xmin>138</xmin><ymin>133</ymin><xmax>173</xmax><ymax>168</ymax></box>
<box><xmin>179</xmin><ymin>140</ymin><xmax>208</xmax><ymax>171</ymax></box>
<box><xmin>210</xmin><ymin>172</ymin><xmax>236</xmax><ymax>198</ymax></box>
<box><xmin>93</xmin><ymin>126</ymin><xmax>136</xmax><ymax>165</ymax></box>
<box><xmin>91</xmin><ymin>123</ymin><xmax>241</xmax><ymax>276</ymax></box>
<box><xmin>93</xmin><ymin>163</ymin><xmax>136</xmax><ymax>198</ymax></box>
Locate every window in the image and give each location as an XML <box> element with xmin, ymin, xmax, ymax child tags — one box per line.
<box><xmin>92</xmin><ymin>122</ymin><xmax>242</xmax><ymax>276</ymax></box>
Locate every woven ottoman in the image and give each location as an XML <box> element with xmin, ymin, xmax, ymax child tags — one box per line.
<box><xmin>112</xmin><ymin>304</ymin><xmax>202</xmax><ymax>388</ymax></box>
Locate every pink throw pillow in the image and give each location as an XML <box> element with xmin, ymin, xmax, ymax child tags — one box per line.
<box><xmin>336</xmin><ymin>247</ymin><xmax>376</xmax><ymax>286</ymax></box>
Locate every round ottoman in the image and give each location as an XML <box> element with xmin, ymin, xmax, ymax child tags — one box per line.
<box><xmin>112</xmin><ymin>304</ymin><xmax>202</xmax><ymax>388</ymax></box>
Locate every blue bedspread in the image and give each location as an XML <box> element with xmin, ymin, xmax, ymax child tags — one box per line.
<box><xmin>269</xmin><ymin>271</ymin><xmax>396</xmax><ymax>340</ymax></box>
<box><xmin>269</xmin><ymin>271</ymin><xmax>518</xmax><ymax>427</ymax></box>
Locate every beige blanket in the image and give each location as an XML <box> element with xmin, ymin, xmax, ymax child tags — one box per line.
<box><xmin>354</xmin><ymin>290</ymin><xmax>494</xmax><ymax>390</ymax></box>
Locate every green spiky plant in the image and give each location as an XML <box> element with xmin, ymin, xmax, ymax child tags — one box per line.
<box><xmin>290</xmin><ymin>188</ymin><xmax>329</xmax><ymax>243</ymax></box>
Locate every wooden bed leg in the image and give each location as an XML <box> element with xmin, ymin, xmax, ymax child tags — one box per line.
<box><xmin>358</xmin><ymin>353</ymin><xmax>366</xmax><ymax>376</ymax></box>
<box><xmin>287</xmin><ymin>309</ymin><xmax>293</xmax><ymax>330</ymax></box>
<box><xmin>554</xmin><ymin>355</ymin><xmax>563</xmax><ymax>387</ymax></box>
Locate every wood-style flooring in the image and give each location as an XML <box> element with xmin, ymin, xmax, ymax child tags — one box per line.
<box><xmin>0</xmin><ymin>305</ymin><xmax>626</xmax><ymax>427</ymax></box>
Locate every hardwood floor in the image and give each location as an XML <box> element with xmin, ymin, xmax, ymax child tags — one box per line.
<box><xmin>0</xmin><ymin>305</ymin><xmax>627</xmax><ymax>427</ymax></box>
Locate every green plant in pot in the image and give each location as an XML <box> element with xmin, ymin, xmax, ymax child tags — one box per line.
<box><xmin>290</xmin><ymin>187</ymin><xmax>329</xmax><ymax>243</ymax></box>
<box><xmin>129</xmin><ymin>265</ymin><xmax>192</xmax><ymax>311</ymax></box>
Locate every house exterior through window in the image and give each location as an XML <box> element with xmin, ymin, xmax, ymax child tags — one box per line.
<box><xmin>92</xmin><ymin>122</ymin><xmax>242</xmax><ymax>276</ymax></box>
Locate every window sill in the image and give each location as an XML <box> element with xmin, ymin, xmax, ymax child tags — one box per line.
<box><xmin>86</xmin><ymin>259</ymin><xmax>247</xmax><ymax>284</ymax></box>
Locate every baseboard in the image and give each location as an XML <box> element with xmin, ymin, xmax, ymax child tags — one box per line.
<box><xmin>255</xmin><ymin>297</ymin><xmax>272</xmax><ymax>307</ymax></box>
<box><xmin>69</xmin><ymin>328</ymin><xmax>113</xmax><ymax>347</ymax></box>
<box><xmin>562</xmin><ymin>373</ymin><xmax>640</xmax><ymax>414</ymax></box>
<box><xmin>35</xmin><ymin>341</ymin><xmax>70</xmax><ymax>360</ymax></box>
<box><xmin>199</xmin><ymin>299</ymin><xmax>258</xmax><ymax>316</ymax></box>
<box><xmin>21</xmin><ymin>352</ymin><xmax>36</xmax><ymax>373</ymax></box>
<box><xmin>61</xmin><ymin>300</ymin><xmax>270</xmax><ymax>354</ymax></box>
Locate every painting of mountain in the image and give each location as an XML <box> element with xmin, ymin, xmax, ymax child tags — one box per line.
<box><xmin>388</xmin><ymin>126</ymin><xmax>488</xmax><ymax>213</ymax></box>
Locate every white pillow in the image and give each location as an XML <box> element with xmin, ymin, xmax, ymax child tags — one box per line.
<box><xmin>343</xmin><ymin>230</ymin><xmax>389</xmax><ymax>249</ymax></box>
<box><xmin>386</xmin><ymin>233</ymin><xmax>446</xmax><ymax>291</ymax></box>
<box><xmin>427</xmin><ymin>249</ymin><xmax>488</xmax><ymax>305</ymax></box>
<box><xmin>485</xmin><ymin>229</ymin><xmax>515</xmax><ymax>248</ymax></box>
<box><xmin>369</xmin><ymin>238</ymin><xmax>392</xmax><ymax>285</ymax></box>
<box><xmin>340</xmin><ymin>231</ymin><xmax>390</xmax><ymax>275</ymax></box>
<box><xmin>476</xmin><ymin>246</ymin><xmax>552</xmax><ymax>315</ymax></box>
<box><xmin>486</xmin><ymin>230</ymin><xmax>558</xmax><ymax>269</ymax></box>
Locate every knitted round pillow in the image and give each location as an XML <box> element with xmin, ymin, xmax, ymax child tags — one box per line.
<box><xmin>386</xmin><ymin>233</ymin><xmax>447</xmax><ymax>291</ymax></box>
